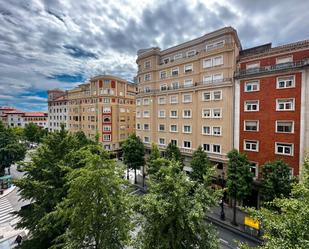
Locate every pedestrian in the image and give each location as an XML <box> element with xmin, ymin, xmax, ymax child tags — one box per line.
<box><xmin>15</xmin><ymin>234</ymin><xmax>22</xmax><ymax>245</ymax></box>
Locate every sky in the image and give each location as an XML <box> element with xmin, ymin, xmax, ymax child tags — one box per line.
<box><xmin>0</xmin><ymin>0</ymin><xmax>308</xmax><ymax>111</ymax></box>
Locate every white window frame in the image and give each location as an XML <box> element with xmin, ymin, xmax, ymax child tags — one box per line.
<box><xmin>103</xmin><ymin>134</ymin><xmax>111</xmax><ymax>141</ymax></box>
<box><xmin>244</xmin><ymin>140</ymin><xmax>259</xmax><ymax>152</ymax></box>
<box><xmin>160</xmin><ymin>84</ymin><xmax>168</xmax><ymax>91</ymax></box>
<box><xmin>184</xmin><ymin>79</ymin><xmax>193</xmax><ymax>88</ymax></box>
<box><xmin>203</xmin><ymin>58</ymin><xmax>212</xmax><ymax>68</ymax></box>
<box><xmin>184</xmin><ymin>64</ymin><xmax>193</xmax><ymax>73</ymax></box>
<box><xmin>213</xmin><ymin>90</ymin><xmax>222</xmax><ymax>101</ymax></box>
<box><xmin>144</xmin><ymin>136</ymin><xmax>150</xmax><ymax>143</ymax></box>
<box><xmin>276</xmin><ymin>120</ymin><xmax>294</xmax><ymax>133</ymax></box>
<box><xmin>136</xmin><ymin>99</ymin><xmax>141</xmax><ymax>106</ymax></box>
<box><xmin>276</xmin><ymin>98</ymin><xmax>295</xmax><ymax>111</ymax></box>
<box><xmin>244</xmin><ymin>120</ymin><xmax>259</xmax><ymax>132</ymax></box>
<box><xmin>212</xmin><ymin>55</ymin><xmax>223</xmax><ymax>66</ymax></box>
<box><xmin>183</xmin><ymin>109</ymin><xmax>192</xmax><ymax>118</ymax></box>
<box><xmin>183</xmin><ymin>125</ymin><xmax>192</xmax><ymax>134</ymax></box>
<box><xmin>212</xmin><ymin>108</ymin><xmax>222</xmax><ymax>118</ymax></box>
<box><xmin>203</xmin><ymin>75</ymin><xmax>212</xmax><ymax>83</ymax></box>
<box><xmin>170</xmin><ymin>110</ymin><xmax>178</xmax><ymax>118</ymax></box>
<box><xmin>202</xmin><ymin>126</ymin><xmax>211</xmax><ymax>135</ymax></box>
<box><xmin>186</xmin><ymin>50</ymin><xmax>196</xmax><ymax>57</ymax></box>
<box><xmin>206</xmin><ymin>40</ymin><xmax>225</xmax><ymax>51</ymax></box>
<box><xmin>202</xmin><ymin>91</ymin><xmax>211</xmax><ymax>101</ymax></box>
<box><xmin>171</xmin><ymin>81</ymin><xmax>179</xmax><ymax>89</ymax></box>
<box><xmin>143</xmin><ymin>124</ymin><xmax>150</xmax><ymax>131</ymax></box>
<box><xmin>203</xmin><ymin>143</ymin><xmax>211</xmax><ymax>152</ymax></box>
<box><xmin>171</xmin><ymin>67</ymin><xmax>179</xmax><ymax>76</ymax></box>
<box><xmin>202</xmin><ymin>109</ymin><xmax>211</xmax><ymax>118</ymax></box>
<box><xmin>170</xmin><ymin>139</ymin><xmax>178</xmax><ymax>146</ymax></box>
<box><xmin>170</xmin><ymin>95</ymin><xmax>178</xmax><ymax>104</ymax></box>
<box><xmin>245</xmin><ymin>81</ymin><xmax>260</xmax><ymax>92</ymax></box>
<box><xmin>158</xmin><ymin>124</ymin><xmax>165</xmax><ymax>132</ymax></box>
<box><xmin>212</xmin><ymin>126</ymin><xmax>222</xmax><ymax>136</ymax></box>
<box><xmin>245</xmin><ymin>100</ymin><xmax>259</xmax><ymax>112</ymax></box>
<box><xmin>144</xmin><ymin>73</ymin><xmax>151</xmax><ymax>81</ymax></box>
<box><xmin>246</xmin><ymin>62</ymin><xmax>260</xmax><ymax>70</ymax></box>
<box><xmin>213</xmin><ymin>144</ymin><xmax>221</xmax><ymax>154</ymax></box>
<box><xmin>183</xmin><ymin>140</ymin><xmax>192</xmax><ymax>149</ymax></box>
<box><xmin>276</xmin><ymin>75</ymin><xmax>295</xmax><ymax>89</ymax></box>
<box><xmin>158</xmin><ymin>138</ymin><xmax>166</xmax><ymax>145</ymax></box>
<box><xmin>158</xmin><ymin>96</ymin><xmax>166</xmax><ymax>104</ymax></box>
<box><xmin>275</xmin><ymin>142</ymin><xmax>294</xmax><ymax>156</ymax></box>
<box><xmin>144</xmin><ymin>60</ymin><xmax>151</xmax><ymax>69</ymax></box>
<box><xmin>249</xmin><ymin>162</ymin><xmax>259</xmax><ymax>179</ymax></box>
<box><xmin>182</xmin><ymin>94</ymin><xmax>192</xmax><ymax>103</ymax></box>
<box><xmin>170</xmin><ymin>124</ymin><xmax>178</xmax><ymax>133</ymax></box>
<box><xmin>158</xmin><ymin>110</ymin><xmax>166</xmax><ymax>118</ymax></box>
<box><xmin>160</xmin><ymin>70</ymin><xmax>167</xmax><ymax>79</ymax></box>
<box><xmin>136</xmin><ymin>123</ymin><xmax>141</xmax><ymax>130</ymax></box>
<box><xmin>143</xmin><ymin>110</ymin><xmax>150</xmax><ymax>118</ymax></box>
<box><xmin>276</xmin><ymin>56</ymin><xmax>293</xmax><ymax>64</ymax></box>
<box><xmin>143</xmin><ymin>98</ymin><xmax>150</xmax><ymax>105</ymax></box>
<box><xmin>174</xmin><ymin>54</ymin><xmax>182</xmax><ymax>60</ymax></box>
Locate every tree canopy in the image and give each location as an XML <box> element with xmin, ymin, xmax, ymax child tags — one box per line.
<box><xmin>135</xmin><ymin>159</ymin><xmax>219</xmax><ymax>249</ymax></box>
<box><xmin>165</xmin><ymin>142</ymin><xmax>182</xmax><ymax>163</ymax></box>
<box><xmin>23</xmin><ymin>122</ymin><xmax>47</xmax><ymax>143</ymax></box>
<box><xmin>260</xmin><ymin>160</ymin><xmax>292</xmax><ymax>203</ymax></box>
<box><xmin>190</xmin><ymin>145</ymin><xmax>212</xmax><ymax>183</ymax></box>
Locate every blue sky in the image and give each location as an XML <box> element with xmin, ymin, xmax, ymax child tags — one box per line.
<box><xmin>0</xmin><ymin>0</ymin><xmax>309</xmax><ymax>111</ymax></box>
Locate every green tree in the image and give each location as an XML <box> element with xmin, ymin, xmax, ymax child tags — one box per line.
<box><xmin>147</xmin><ymin>143</ymin><xmax>161</xmax><ymax>177</ymax></box>
<box><xmin>165</xmin><ymin>142</ymin><xmax>182</xmax><ymax>163</ymax></box>
<box><xmin>135</xmin><ymin>159</ymin><xmax>219</xmax><ymax>249</ymax></box>
<box><xmin>122</xmin><ymin>133</ymin><xmax>145</xmax><ymax>184</ymax></box>
<box><xmin>242</xmin><ymin>156</ymin><xmax>309</xmax><ymax>249</ymax></box>
<box><xmin>226</xmin><ymin>149</ymin><xmax>253</xmax><ymax>226</ymax></box>
<box><xmin>190</xmin><ymin>146</ymin><xmax>212</xmax><ymax>183</ymax></box>
<box><xmin>260</xmin><ymin>160</ymin><xmax>292</xmax><ymax>203</ymax></box>
<box><xmin>24</xmin><ymin>123</ymin><xmax>44</xmax><ymax>143</ymax></box>
<box><xmin>53</xmin><ymin>153</ymin><xmax>132</xmax><ymax>249</ymax></box>
<box><xmin>14</xmin><ymin>126</ymin><xmax>93</xmax><ymax>249</ymax></box>
<box><xmin>0</xmin><ymin>122</ymin><xmax>26</xmax><ymax>176</ymax></box>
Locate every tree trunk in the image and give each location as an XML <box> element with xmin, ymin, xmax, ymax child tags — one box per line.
<box><xmin>232</xmin><ymin>197</ymin><xmax>238</xmax><ymax>226</ymax></box>
<box><xmin>127</xmin><ymin>165</ymin><xmax>129</xmax><ymax>180</ymax></box>
<box><xmin>134</xmin><ymin>168</ymin><xmax>137</xmax><ymax>184</ymax></box>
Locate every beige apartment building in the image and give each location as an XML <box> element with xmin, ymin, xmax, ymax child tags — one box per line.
<box><xmin>67</xmin><ymin>75</ymin><xmax>137</xmax><ymax>152</ymax></box>
<box><xmin>136</xmin><ymin>27</ymin><xmax>241</xmax><ymax>171</ymax></box>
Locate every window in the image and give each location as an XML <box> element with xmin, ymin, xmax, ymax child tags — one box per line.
<box><xmin>202</xmin><ymin>126</ymin><xmax>211</xmax><ymax>135</ymax></box>
<box><xmin>136</xmin><ymin>111</ymin><xmax>141</xmax><ymax>118</ymax></box>
<box><xmin>144</xmin><ymin>73</ymin><xmax>151</xmax><ymax>81</ymax></box>
<box><xmin>183</xmin><ymin>109</ymin><xmax>192</xmax><ymax>118</ymax></box>
<box><xmin>213</xmin><ymin>73</ymin><xmax>223</xmax><ymax>82</ymax></box>
<box><xmin>275</xmin><ymin>143</ymin><xmax>293</xmax><ymax>156</ymax></box>
<box><xmin>160</xmin><ymin>71</ymin><xmax>167</xmax><ymax>79</ymax></box>
<box><xmin>206</xmin><ymin>40</ymin><xmax>225</xmax><ymax>51</ymax></box>
<box><xmin>213</xmin><ymin>55</ymin><xmax>223</xmax><ymax>66</ymax></box>
<box><xmin>203</xmin><ymin>144</ymin><xmax>210</xmax><ymax>152</ymax></box>
<box><xmin>203</xmin><ymin>58</ymin><xmax>212</xmax><ymax>68</ymax></box>
<box><xmin>158</xmin><ymin>96</ymin><xmax>166</xmax><ymax>104</ymax></box>
<box><xmin>158</xmin><ymin>110</ymin><xmax>166</xmax><ymax>118</ymax></box>
<box><xmin>160</xmin><ymin>84</ymin><xmax>168</xmax><ymax>91</ymax></box>
<box><xmin>158</xmin><ymin>124</ymin><xmax>165</xmax><ymax>131</ymax></box>
<box><xmin>143</xmin><ymin>98</ymin><xmax>150</xmax><ymax>105</ymax></box>
<box><xmin>246</xmin><ymin>62</ymin><xmax>259</xmax><ymax>70</ymax></box>
<box><xmin>136</xmin><ymin>123</ymin><xmax>141</xmax><ymax>130</ymax></box>
<box><xmin>184</xmin><ymin>79</ymin><xmax>193</xmax><ymax>87</ymax></box>
<box><xmin>170</xmin><ymin>95</ymin><xmax>178</xmax><ymax>104</ymax></box>
<box><xmin>103</xmin><ymin>107</ymin><xmax>111</xmax><ymax>113</ymax></box>
<box><xmin>244</xmin><ymin>120</ymin><xmax>259</xmax><ymax>131</ymax></box>
<box><xmin>171</xmin><ymin>139</ymin><xmax>177</xmax><ymax>146</ymax></box>
<box><xmin>202</xmin><ymin>109</ymin><xmax>211</xmax><ymax>118</ymax></box>
<box><xmin>213</xmin><ymin>91</ymin><xmax>222</xmax><ymax>100</ymax></box>
<box><xmin>277</xmin><ymin>76</ymin><xmax>295</xmax><ymax>89</ymax></box>
<box><xmin>203</xmin><ymin>75</ymin><xmax>212</xmax><ymax>83</ymax></box>
<box><xmin>276</xmin><ymin>99</ymin><xmax>294</xmax><ymax>111</ymax></box>
<box><xmin>245</xmin><ymin>81</ymin><xmax>260</xmax><ymax>92</ymax></box>
<box><xmin>203</xmin><ymin>92</ymin><xmax>211</xmax><ymax>101</ymax></box>
<box><xmin>183</xmin><ymin>125</ymin><xmax>192</xmax><ymax>133</ymax></box>
<box><xmin>144</xmin><ymin>60</ymin><xmax>151</xmax><ymax>69</ymax></box>
<box><xmin>172</xmin><ymin>67</ymin><xmax>179</xmax><ymax>76</ymax></box>
<box><xmin>144</xmin><ymin>137</ymin><xmax>150</xmax><ymax>143</ymax></box>
<box><xmin>184</xmin><ymin>64</ymin><xmax>193</xmax><ymax>73</ymax></box>
<box><xmin>171</xmin><ymin>81</ymin><xmax>179</xmax><ymax>89</ymax></box>
<box><xmin>183</xmin><ymin>94</ymin><xmax>192</xmax><ymax>103</ymax></box>
<box><xmin>144</xmin><ymin>86</ymin><xmax>151</xmax><ymax>92</ymax></box>
<box><xmin>143</xmin><ymin>110</ymin><xmax>150</xmax><ymax>118</ymax></box>
<box><xmin>170</xmin><ymin>110</ymin><xmax>178</xmax><ymax>118</ymax></box>
<box><xmin>213</xmin><ymin>109</ymin><xmax>222</xmax><ymax>118</ymax></box>
<box><xmin>276</xmin><ymin>121</ymin><xmax>294</xmax><ymax>133</ymax></box>
<box><xmin>136</xmin><ymin>99</ymin><xmax>141</xmax><ymax>106</ymax></box>
<box><xmin>103</xmin><ymin>134</ymin><xmax>111</xmax><ymax>141</ymax></box>
<box><xmin>276</xmin><ymin>56</ymin><xmax>293</xmax><ymax>64</ymax></box>
<box><xmin>163</xmin><ymin>57</ymin><xmax>169</xmax><ymax>64</ymax></box>
<box><xmin>213</xmin><ymin>126</ymin><xmax>222</xmax><ymax>136</ymax></box>
<box><xmin>186</xmin><ymin>50</ymin><xmax>196</xmax><ymax>57</ymax></box>
<box><xmin>174</xmin><ymin>54</ymin><xmax>182</xmax><ymax>60</ymax></box>
<box><xmin>244</xmin><ymin>140</ymin><xmax>259</xmax><ymax>152</ymax></box>
<box><xmin>103</xmin><ymin>125</ymin><xmax>111</xmax><ymax>131</ymax></box>
<box><xmin>159</xmin><ymin>138</ymin><xmax>166</xmax><ymax>145</ymax></box>
<box><xmin>170</xmin><ymin>124</ymin><xmax>178</xmax><ymax>132</ymax></box>
<box><xmin>245</xmin><ymin>100</ymin><xmax>259</xmax><ymax>111</ymax></box>
<box><xmin>144</xmin><ymin>124</ymin><xmax>150</xmax><ymax>130</ymax></box>
<box><xmin>213</xmin><ymin>144</ymin><xmax>221</xmax><ymax>154</ymax></box>
<box><xmin>183</xmin><ymin>141</ymin><xmax>191</xmax><ymax>148</ymax></box>
<box><xmin>250</xmin><ymin>162</ymin><xmax>258</xmax><ymax>179</ymax></box>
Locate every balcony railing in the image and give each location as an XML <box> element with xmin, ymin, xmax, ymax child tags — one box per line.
<box><xmin>235</xmin><ymin>58</ymin><xmax>309</xmax><ymax>78</ymax></box>
<box><xmin>137</xmin><ymin>78</ymin><xmax>232</xmax><ymax>95</ymax></box>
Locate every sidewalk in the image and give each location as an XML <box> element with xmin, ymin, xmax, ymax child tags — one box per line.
<box><xmin>207</xmin><ymin>203</ymin><xmax>263</xmax><ymax>244</ymax></box>
<box><xmin>0</xmin><ymin>186</ymin><xmax>16</xmax><ymax>200</ymax></box>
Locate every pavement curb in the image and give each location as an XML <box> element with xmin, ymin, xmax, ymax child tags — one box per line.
<box><xmin>0</xmin><ymin>185</ymin><xmax>16</xmax><ymax>199</ymax></box>
<box><xmin>206</xmin><ymin>216</ymin><xmax>263</xmax><ymax>245</ymax></box>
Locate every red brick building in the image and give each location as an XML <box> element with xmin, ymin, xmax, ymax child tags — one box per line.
<box><xmin>234</xmin><ymin>40</ymin><xmax>309</xmax><ymax>179</ymax></box>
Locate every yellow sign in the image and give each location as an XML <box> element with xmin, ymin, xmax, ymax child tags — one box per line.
<box><xmin>244</xmin><ymin>216</ymin><xmax>260</xmax><ymax>230</ymax></box>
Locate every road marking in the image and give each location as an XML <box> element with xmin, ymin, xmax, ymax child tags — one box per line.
<box><xmin>219</xmin><ymin>238</ymin><xmax>229</xmax><ymax>244</ymax></box>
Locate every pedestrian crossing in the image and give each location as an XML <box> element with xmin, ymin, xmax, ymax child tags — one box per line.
<box><xmin>0</xmin><ymin>197</ymin><xmax>16</xmax><ymax>224</ymax></box>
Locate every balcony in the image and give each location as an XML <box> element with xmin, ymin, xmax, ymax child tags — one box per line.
<box><xmin>136</xmin><ymin>78</ymin><xmax>232</xmax><ymax>96</ymax></box>
<box><xmin>235</xmin><ymin>58</ymin><xmax>309</xmax><ymax>78</ymax></box>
